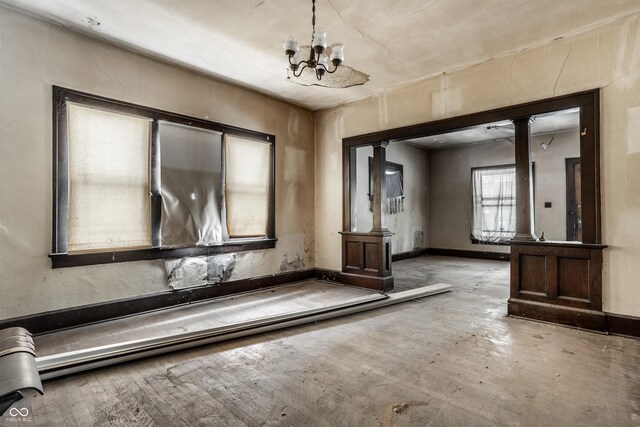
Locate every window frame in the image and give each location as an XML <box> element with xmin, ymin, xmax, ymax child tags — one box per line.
<box><xmin>470</xmin><ymin>164</ymin><xmax>517</xmax><ymax>245</ymax></box>
<box><xmin>51</xmin><ymin>86</ymin><xmax>276</xmax><ymax>268</ymax></box>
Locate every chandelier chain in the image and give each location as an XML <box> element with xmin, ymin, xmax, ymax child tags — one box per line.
<box><xmin>311</xmin><ymin>0</ymin><xmax>316</xmax><ymax>43</ymax></box>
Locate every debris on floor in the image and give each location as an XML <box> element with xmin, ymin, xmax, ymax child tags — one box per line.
<box><xmin>392</xmin><ymin>403</ymin><xmax>408</xmax><ymax>413</ymax></box>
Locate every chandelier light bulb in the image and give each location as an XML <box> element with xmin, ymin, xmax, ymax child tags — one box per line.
<box><xmin>312</xmin><ymin>29</ymin><xmax>327</xmax><ymax>53</ymax></box>
<box><xmin>283</xmin><ymin>35</ymin><xmax>299</xmax><ymax>56</ymax></box>
<box><xmin>330</xmin><ymin>44</ymin><xmax>344</xmax><ymax>65</ymax></box>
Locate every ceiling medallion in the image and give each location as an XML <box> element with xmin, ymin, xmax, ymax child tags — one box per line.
<box><xmin>282</xmin><ymin>0</ymin><xmax>368</xmax><ymax>88</ymax></box>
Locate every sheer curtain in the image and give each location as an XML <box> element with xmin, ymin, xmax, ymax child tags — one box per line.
<box><xmin>386</xmin><ymin>169</ymin><xmax>404</xmax><ymax>214</ymax></box>
<box><xmin>471</xmin><ymin>166</ymin><xmax>516</xmax><ymax>243</ymax></box>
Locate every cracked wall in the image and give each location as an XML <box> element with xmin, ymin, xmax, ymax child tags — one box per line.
<box><xmin>315</xmin><ymin>13</ymin><xmax>640</xmax><ymax>317</ymax></box>
<box><xmin>0</xmin><ymin>9</ymin><xmax>315</xmax><ymax>319</ymax></box>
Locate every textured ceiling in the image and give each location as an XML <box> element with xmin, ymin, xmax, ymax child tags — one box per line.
<box><xmin>404</xmin><ymin>108</ymin><xmax>580</xmax><ymax>150</ymax></box>
<box><xmin>2</xmin><ymin>0</ymin><xmax>639</xmax><ymax>111</ymax></box>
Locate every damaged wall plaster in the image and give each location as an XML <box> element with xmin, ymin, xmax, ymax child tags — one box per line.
<box><xmin>315</xmin><ymin>13</ymin><xmax>640</xmax><ymax>317</ymax></box>
<box><xmin>165</xmin><ymin>254</ymin><xmax>236</xmax><ymax>290</ymax></box>
<box><xmin>280</xmin><ymin>254</ymin><xmax>305</xmax><ymax>272</ymax></box>
<box><xmin>0</xmin><ymin>9</ymin><xmax>315</xmax><ymax>319</ymax></box>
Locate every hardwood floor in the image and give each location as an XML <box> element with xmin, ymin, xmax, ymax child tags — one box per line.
<box><xmin>8</xmin><ymin>256</ymin><xmax>639</xmax><ymax>426</ymax></box>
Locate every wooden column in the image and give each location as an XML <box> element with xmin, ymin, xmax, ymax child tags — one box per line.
<box><xmin>371</xmin><ymin>141</ymin><xmax>389</xmax><ymax>232</ymax></box>
<box><xmin>340</xmin><ymin>140</ymin><xmax>393</xmax><ymax>292</ymax></box>
<box><xmin>511</xmin><ymin>117</ymin><xmax>537</xmax><ymax>241</ymax></box>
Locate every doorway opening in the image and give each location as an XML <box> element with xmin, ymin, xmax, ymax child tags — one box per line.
<box><xmin>342</xmin><ymin>90</ymin><xmax>603</xmax><ymax>330</ymax></box>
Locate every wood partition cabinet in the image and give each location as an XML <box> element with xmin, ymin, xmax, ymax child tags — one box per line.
<box><xmin>509</xmin><ymin>242</ymin><xmax>606</xmax><ymax>330</ymax></box>
<box><xmin>340</xmin><ymin>231</ymin><xmax>394</xmax><ymax>291</ymax></box>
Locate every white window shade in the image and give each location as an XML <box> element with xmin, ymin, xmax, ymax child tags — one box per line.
<box><xmin>67</xmin><ymin>103</ymin><xmax>151</xmax><ymax>251</ymax></box>
<box><xmin>224</xmin><ymin>135</ymin><xmax>270</xmax><ymax>237</ymax></box>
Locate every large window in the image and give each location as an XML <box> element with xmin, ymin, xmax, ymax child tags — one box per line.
<box><xmin>471</xmin><ymin>165</ymin><xmax>516</xmax><ymax>244</ymax></box>
<box><xmin>52</xmin><ymin>87</ymin><xmax>275</xmax><ymax>267</ymax></box>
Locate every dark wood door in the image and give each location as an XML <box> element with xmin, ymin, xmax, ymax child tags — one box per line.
<box><xmin>566</xmin><ymin>158</ymin><xmax>582</xmax><ymax>241</ymax></box>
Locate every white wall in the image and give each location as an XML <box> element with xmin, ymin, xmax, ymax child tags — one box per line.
<box><xmin>0</xmin><ymin>9</ymin><xmax>315</xmax><ymax>319</ymax></box>
<box><xmin>315</xmin><ymin>12</ymin><xmax>640</xmax><ymax>317</ymax></box>
<box><xmin>353</xmin><ymin>144</ymin><xmax>429</xmax><ymax>254</ymax></box>
<box><xmin>428</xmin><ymin>130</ymin><xmax>580</xmax><ymax>252</ymax></box>
<box><xmin>353</xmin><ymin>145</ymin><xmax>373</xmax><ymax>232</ymax></box>
<box><xmin>387</xmin><ymin>143</ymin><xmax>429</xmax><ymax>253</ymax></box>
<box><xmin>531</xmin><ymin>130</ymin><xmax>581</xmax><ymax>241</ymax></box>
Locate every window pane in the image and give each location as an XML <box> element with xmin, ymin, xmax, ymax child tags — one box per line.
<box><xmin>225</xmin><ymin>135</ymin><xmax>270</xmax><ymax>237</ymax></box>
<box><xmin>159</xmin><ymin>122</ymin><xmax>223</xmax><ymax>247</ymax></box>
<box><xmin>67</xmin><ymin>104</ymin><xmax>151</xmax><ymax>251</ymax></box>
<box><xmin>471</xmin><ymin>165</ymin><xmax>516</xmax><ymax>243</ymax></box>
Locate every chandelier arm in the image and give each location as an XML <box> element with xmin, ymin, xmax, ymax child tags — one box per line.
<box><xmin>288</xmin><ymin>56</ymin><xmax>309</xmax><ymax>69</ymax></box>
<box><xmin>318</xmin><ymin>62</ymin><xmax>340</xmax><ymax>74</ymax></box>
<box><xmin>292</xmin><ymin>64</ymin><xmax>308</xmax><ymax>78</ymax></box>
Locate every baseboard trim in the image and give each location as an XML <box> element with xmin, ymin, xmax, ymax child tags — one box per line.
<box><xmin>0</xmin><ymin>269</ymin><xmax>315</xmax><ymax>335</ymax></box>
<box><xmin>340</xmin><ymin>272</ymin><xmax>393</xmax><ymax>292</ymax></box>
<box><xmin>392</xmin><ymin>248</ymin><xmax>429</xmax><ymax>262</ymax></box>
<box><xmin>426</xmin><ymin>247</ymin><xmax>510</xmax><ymax>261</ymax></box>
<box><xmin>605</xmin><ymin>312</ymin><xmax>640</xmax><ymax>338</ymax></box>
<box><xmin>510</xmin><ymin>299</ymin><xmax>640</xmax><ymax>338</ymax></box>
<box><xmin>509</xmin><ymin>298</ymin><xmax>608</xmax><ymax>332</ymax></box>
<box><xmin>314</xmin><ymin>268</ymin><xmax>342</xmax><ymax>282</ymax></box>
<box><xmin>5</xmin><ymin>266</ymin><xmax>636</xmax><ymax>339</ymax></box>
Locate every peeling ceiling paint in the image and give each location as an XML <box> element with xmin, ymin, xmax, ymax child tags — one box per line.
<box><xmin>1</xmin><ymin>0</ymin><xmax>639</xmax><ymax>111</ymax></box>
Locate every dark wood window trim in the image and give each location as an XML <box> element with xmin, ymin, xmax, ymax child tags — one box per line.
<box><xmin>50</xmin><ymin>239</ymin><xmax>277</xmax><ymax>269</ymax></box>
<box><xmin>52</xmin><ymin>86</ymin><xmax>276</xmax><ymax>268</ymax></box>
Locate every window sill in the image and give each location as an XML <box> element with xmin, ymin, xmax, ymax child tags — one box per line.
<box><xmin>49</xmin><ymin>238</ymin><xmax>277</xmax><ymax>269</ymax></box>
<box><xmin>470</xmin><ymin>238</ymin><xmax>512</xmax><ymax>246</ymax></box>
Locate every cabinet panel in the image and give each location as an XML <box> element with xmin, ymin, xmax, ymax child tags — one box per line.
<box><xmin>519</xmin><ymin>254</ymin><xmax>546</xmax><ymax>295</ymax></box>
<box><xmin>557</xmin><ymin>257</ymin><xmax>590</xmax><ymax>301</ymax></box>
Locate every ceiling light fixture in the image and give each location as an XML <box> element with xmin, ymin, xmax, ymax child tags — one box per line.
<box><xmin>283</xmin><ymin>0</ymin><xmax>344</xmax><ymax>82</ymax></box>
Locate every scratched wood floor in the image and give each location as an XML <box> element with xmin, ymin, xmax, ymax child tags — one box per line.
<box><xmin>13</xmin><ymin>256</ymin><xmax>640</xmax><ymax>426</ymax></box>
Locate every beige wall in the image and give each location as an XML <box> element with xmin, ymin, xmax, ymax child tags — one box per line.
<box><xmin>429</xmin><ymin>139</ymin><xmax>514</xmax><ymax>253</ymax></box>
<box><xmin>0</xmin><ymin>9</ymin><xmax>315</xmax><ymax>318</ymax></box>
<box><xmin>315</xmin><ymin>13</ymin><xmax>640</xmax><ymax>317</ymax></box>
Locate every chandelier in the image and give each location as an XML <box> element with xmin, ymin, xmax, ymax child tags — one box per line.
<box><xmin>283</xmin><ymin>0</ymin><xmax>345</xmax><ymax>82</ymax></box>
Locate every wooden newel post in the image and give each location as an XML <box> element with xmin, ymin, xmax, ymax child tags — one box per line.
<box><xmin>340</xmin><ymin>140</ymin><xmax>393</xmax><ymax>292</ymax></box>
<box><xmin>512</xmin><ymin>116</ymin><xmax>537</xmax><ymax>241</ymax></box>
